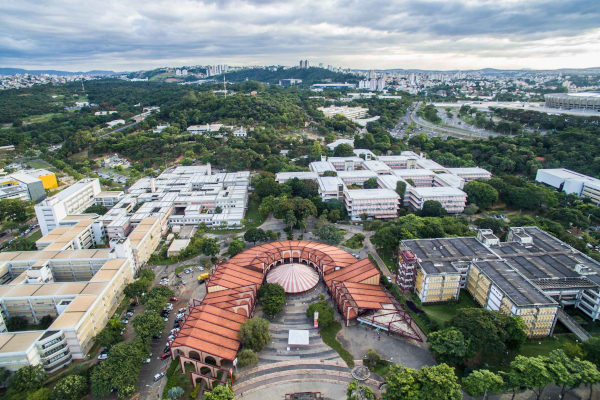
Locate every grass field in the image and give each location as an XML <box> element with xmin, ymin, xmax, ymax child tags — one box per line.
<box><xmin>27</xmin><ymin>159</ymin><xmax>56</xmax><ymax>170</ymax></box>
<box><xmin>320</xmin><ymin>322</ymin><xmax>355</xmax><ymax>368</ymax></box>
<box><xmin>28</xmin><ymin>230</ymin><xmax>42</xmax><ymax>242</ymax></box>
<box><xmin>244</xmin><ymin>196</ymin><xmax>265</xmax><ymax>229</ymax></box>
<box><xmin>420</xmin><ymin>293</ymin><xmax>479</xmax><ymax>326</ymax></box>
<box><xmin>343</xmin><ymin>233</ymin><xmax>365</xmax><ymax>249</ymax></box>
<box><xmin>23</xmin><ymin>113</ymin><xmax>61</xmax><ymax>124</ymax></box>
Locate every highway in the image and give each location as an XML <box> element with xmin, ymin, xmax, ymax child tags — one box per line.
<box><xmin>99</xmin><ymin>120</ymin><xmax>141</xmax><ymax>138</ymax></box>
<box><xmin>406</xmin><ymin>102</ymin><xmax>503</xmax><ymax>140</ymax></box>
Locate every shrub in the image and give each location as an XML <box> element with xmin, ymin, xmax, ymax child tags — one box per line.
<box><xmin>237</xmin><ymin>349</ymin><xmax>258</xmax><ymax>368</ymax></box>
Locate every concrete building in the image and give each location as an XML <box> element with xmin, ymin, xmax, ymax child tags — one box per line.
<box><xmin>399</xmin><ymin>227</ymin><xmax>600</xmax><ymax>337</ymax></box>
<box><xmin>0</xmin><ymin>222</ymin><xmax>135</xmax><ymax>372</ymax></box>
<box><xmin>0</xmin><ymin>173</ymin><xmax>46</xmax><ymax>202</ymax></box>
<box><xmin>344</xmin><ymin>189</ymin><xmax>399</xmax><ymax>220</ymax></box>
<box><xmin>276</xmin><ymin>151</ymin><xmax>486</xmax><ymax>218</ymax></box>
<box><xmin>405</xmin><ymin>186</ymin><xmax>468</xmax><ymax>214</ymax></box>
<box><xmin>318</xmin><ymin>106</ymin><xmax>368</xmax><ymax>120</ymax></box>
<box><xmin>535</xmin><ymin>168</ymin><xmax>600</xmax><ymax>205</ymax></box>
<box><xmin>35</xmin><ymin>179</ymin><xmax>101</xmax><ymax>235</ymax></box>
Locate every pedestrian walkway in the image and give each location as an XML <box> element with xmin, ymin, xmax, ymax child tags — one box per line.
<box><xmin>556</xmin><ymin>309</ymin><xmax>591</xmax><ymax>341</ymax></box>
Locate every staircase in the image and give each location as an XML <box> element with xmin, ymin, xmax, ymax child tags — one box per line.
<box><xmin>556</xmin><ymin>309</ymin><xmax>591</xmax><ymax>341</ymax></box>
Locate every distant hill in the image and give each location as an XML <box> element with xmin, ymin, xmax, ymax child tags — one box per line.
<box><xmin>0</xmin><ymin>68</ymin><xmax>118</xmax><ymax>76</ymax></box>
<box><xmin>214</xmin><ymin>67</ymin><xmax>360</xmax><ymax>85</ymax></box>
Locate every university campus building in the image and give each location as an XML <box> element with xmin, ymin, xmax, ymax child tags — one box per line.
<box><xmin>169</xmin><ymin>241</ymin><xmax>423</xmax><ymax>389</ymax></box>
<box><xmin>398</xmin><ymin>227</ymin><xmax>600</xmax><ymax>338</ymax></box>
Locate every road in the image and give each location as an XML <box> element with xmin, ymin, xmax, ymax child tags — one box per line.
<box><xmin>137</xmin><ymin>264</ymin><xmax>207</xmax><ymax>400</ymax></box>
<box><xmin>407</xmin><ymin>102</ymin><xmax>501</xmax><ymax>140</ymax></box>
<box><xmin>99</xmin><ymin>120</ymin><xmax>141</xmax><ymax>138</ymax></box>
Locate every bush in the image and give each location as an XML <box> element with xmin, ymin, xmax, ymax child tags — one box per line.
<box><xmin>363</xmin><ymin>349</ymin><xmax>382</xmax><ymax>370</ymax></box>
<box><xmin>238</xmin><ymin>318</ymin><xmax>271</xmax><ymax>352</ymax></box>
<box><xmin>306</xmin><ymin>300</ymin><xmax>335</xmax><ymax>328</ymax></box>
<box><xmin>257</xmin><ymin>283</ymin><xmax>286</xmax><ymax>318</ymax></box>
<box><xmin>52</xmin><ymin>375</ymin><xmax>88</xmax><ymax>400</ymax></box>
<box><xmin>6</xmin><ymin>316</ymin><xmax>27</xmax><ymax>331</ymax></box>
<box><xmin>237</xmin><ymin>349</ymin><xmax>258</xmax><ymax>368</ymax></box>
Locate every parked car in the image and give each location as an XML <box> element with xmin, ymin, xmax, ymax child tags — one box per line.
<box><xmin>160</xmin><ymin>353</ymin><xmax>170</xmax><ymax>360</ymax></box>
<box><xmin>170</xmin><ymin>297</ymin><xmax>178</xmax><ymax>302</ymax></box>
<box><xmin>153</xmin><ymin>372</ymin><xmax>165</xmax><ymax>381</ymax></box>
<box><xmin>98</xmin><ymin>351</ymin><xmax>108</xmax><ymax>360</ymax></box>
<box><xmin>120</xmin><ymin>319</ymin><xmax>129</xmax><ymax>324</ymax></box>
<box><xmin>152</xmin><ymin>334</ymin><xmax>161</xmax><ymax>340</ymax></box>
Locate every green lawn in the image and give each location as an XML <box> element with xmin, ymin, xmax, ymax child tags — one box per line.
<box><xmin>420</xmin><ymin>293</ymin><xmax>479</xmax><ymax>326</ymax></box>
<box><xmin>162</xmin><ymin>358</ymin><xmax>195</xmax><ymax>398</ymax></box>
<box><xmin>23</xmin><ymin>113</ymin><xmax>61</xmax><ymax>124</ymax></box>
<box><xmin>320</xmin><ymin>322</ymin><xmax>355</xmax><ymax>368</ymax></box>
<box><xmin>27</xmin><ymin>159</ymin><xmax>56</xmax><ymax>170</ymax></box>
<box><xmin>343</xmin><ymin>233</ymin><xmax>365</xmax><ymax>249</ymax></box>
<box><xmin>244</xmin><ymin>196</ymin><xmax>265</xmax><ymax>229</ymax></box>
<box><xmin>377</xmin><ymin>250</ymin><xmax>397</xmax><ymax>273</ymax></box>
<box><xmin>28</xmin><ymin>230</ymin><xmax>42</xmax><ymax>242</ymax></box>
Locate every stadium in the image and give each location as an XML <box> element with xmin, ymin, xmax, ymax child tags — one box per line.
<box><xmin>544</xmin><ymin>92</ymin><xmax>600</xmax><ymax>112</ymax></box>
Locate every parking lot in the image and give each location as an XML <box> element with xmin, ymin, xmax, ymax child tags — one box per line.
<box><xmin>136</xmin><ymin>263</ymin><xmax>208</xmax><ymax>399</ymax></box>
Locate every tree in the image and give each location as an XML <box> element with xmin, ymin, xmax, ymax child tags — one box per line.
<box><xmin>463</xmin><ymin>203</ymin><xmax>479</xmax><ymax>217</ymax></box>
<box><xmin>244</xmin><ymin>227</ymin><xmax>267</xmax><ymax>244</ymax></box>
<box><xmin>578</xmin><ymin>359</ymin><xmax>600</xmax><ymax>400</ymax></box>
<box><xmin>346</xmin><ymin>379</ymin><xmax>375</xmax><ymax>400</ymax></box>
<box><xmin>384</xmin><ymin>364</ymin><xmax>461</xmax><ymax>400</ymax></box>
<box><xmin>29</xmin><ymin>387</ymin><xmax>52</xmax><ymax>400</ymax></box>
<box><xmin>83</xmin><ymin>204</ymin><xmax>108</xmax><ymax>215</ymax></box>
<box><xmin>257</xmin><ymin>283</ymin><xmax>286</xmax><ymax>318</ymax></box>
<box><xmin>123</xmin><ymin>279</ymin><xmax>150</xmax><ymax>303</ymax></box>
<box><xmin>310</xmin><ymin>141</ymin><xmax>322</xmax><ymax>160</ymax></box>
<box><xmin>428</xmin><ymin>328</ymin><xmax>469</xmax><ymax>365</ymax></box>
<box><xmin>363</xmin><ymin>177</ymin><xmax>378</xmax><ymax>189</ymax></box>
<box><xmin>462</xmin><ymin>370</ymin><xmax>503</xmax><ymax>400</ymax></box>
<box><xmin>546</xmin><ymin>349</ymin><xmax>576</xmax><ymax>397</ymax></box>
<box><xmin>581</xmin><ymin>336</ymin><xmax>600</xmax><ymax>368</ymax></box>
<box><xmin>363</xmin><ymin>349</ymin><xmax>382</xmax><ymax>370</ymax></box>
<box><xmin>8</xmin><ymin>365</ymin><xmax>46</xmax><ymax>393</ymax></box>
<box><xmin>6</xmin><ymin>316</ymin><xmax>28</xmax><ymax>331</ymax></box>
<box><xmin>237</xmin><ymin>349</ymin><xmax>258</xmax><ymax>368</ymax></box>
<box><xmin>306</xmin><ymin>300</ymin><xmax>334</xmax><ymax>328</ymax></box>
<box><xmin>420</xmin><ymin>200</ymin><xmax>446</xmax><ymax>217</ymax></box>
<box><xmin>52</xmin><ymin>375</ymin><xmax>88</xmax><ymax>400</ymax></box>
<box><xmin>333</xmin><ymin>143</ymin><xmax>354</xmax><ymax>156</ymax></box>
<box><xmin>132</xmin><ymin>310</ymin><xmax>166</xmax><ymax>344</ymax></box>
<box><xmin>167</xmin><ymin>386</ymin><xmax>185</xmax><ymax>400</ymax></box>
<box><xmin>238</xmin><ymin>317</ymin><xmax>271</xmax><ymax>352</ymax></box>
<box><xmin>464</xmin><ymin>181</ymin><xmax>498</xmax><ymax>209</ymax></box>
<box><xmin>314</xmin><ymin>223</ymin><xmax>344</xmax><ymax>245</ymax></box>
<box><xmin>94</xmin><ymin>318</ymin><xmax>123</xmax><ymax>348</ymax></box>
<box><xmin>227</xmin><ymin>239</ymin><xmax>245</xmax><ymax>257</ymax></box>
<box><xmin>202</xmin><ymin>238</ymin><xmax>220</xmax><ymax>257</ymax></box>
<box><xmin>508</xmin><ymin>355</ymin><xmax>551</xmax><ymax>400</ymax></box>
<box><xmin>203</xmin><ymin>385</ymin><xmax>234</xmax><ymax>400</ymax></box>
<box><xmin>395</xmin><ymin>181</ymin><xmax>407</xmax><ymax>202</ymax></box>
<box><xmin>254</xmin><ymin>176</ymin><xmax>280</xmax><ymax>199</ymax></box>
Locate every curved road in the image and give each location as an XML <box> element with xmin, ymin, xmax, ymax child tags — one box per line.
<box><xmin>408</xmin><ymin>102</ymin><xmax>501</xmax><ymax>140</ymax></box>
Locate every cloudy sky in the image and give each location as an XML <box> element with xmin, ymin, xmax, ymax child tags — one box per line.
<box><xmin>1</xmin><ymin>0</ymin><xmax>599</xmax><ymax>71</ymax></box>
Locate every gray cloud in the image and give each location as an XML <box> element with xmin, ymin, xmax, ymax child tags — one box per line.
<box><xmin>0</xmin><ymin>0</ymin><xmax>598</xmax><ymax>70</ymax></box>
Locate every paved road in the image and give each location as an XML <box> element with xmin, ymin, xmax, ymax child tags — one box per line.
<box><xmin>137</xmin><ymin>265</ymin><xmax>207</xmax><ymax>400</ymax></box>
<box><xmin>408</xmin><ymin>102</ymin><xmax>500</xmax><ymax>140</ymax></box>
<box><xmin>99</xmin><ymin>120</ymin><xmax>141</xmax><ymax>138</ymax></box>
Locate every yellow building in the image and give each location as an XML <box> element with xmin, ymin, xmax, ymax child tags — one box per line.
<box><xmin>128</xmin><ymin>217</ymin><xmax>161</xmax><ymax>269</ymax></box>
<box><xmin>466</xmin><ymin>260</ymin><xmax>558</xmax><ymax>337</ymax></box>
<box><xmin>30</xmin><ymin>169</ymin><xmax>58</xmax><ymax>190</ymax></box>
<box><xmin>0</xmin><ymin>229</ymin><xmax>134</xmax><ymax>372</ymax></box>
<box><xmin>415</xmin><ymin>263</ymin><xmax>461</xmax><ymax>303</ymax></box>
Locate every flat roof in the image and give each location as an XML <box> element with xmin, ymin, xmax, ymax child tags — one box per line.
<box><xmin>474</xmin><ymin>260</ymin><xmax>556</xmax><ymax>307</ymax></box>
<box><xmin>408</xmin><ymin>186</ymin><xmax>466</xmax><ymax>197</ymax></box>
<box><xmin>0</xmin><ymin>332</ymin><xmax>42</xmax><ymax>353</ymax></box>
<box><xmin>288</xmin><ymin>330</ymin><xmax>309</xmax><ymax>346</ymax></box>
<box><xmin>344</xmin><ymin>188</ymin><xmax>399</xmax><ymax>200</ymax></box>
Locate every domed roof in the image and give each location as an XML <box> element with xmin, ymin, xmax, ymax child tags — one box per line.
<box><xmin>266</xmin><ymin>263</ymin><xmax>319</xmax><ymax>294</ymax></box>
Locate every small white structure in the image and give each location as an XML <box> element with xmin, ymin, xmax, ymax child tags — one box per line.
<box><xmin>167</xmin><ymin>239</ymin><xmax>191</xmax><ymax>257</ymax></box>
<box><xmin>288</xmin><ymin>330</ymin><xmax>309</xmax><ymax>347</ymax></box>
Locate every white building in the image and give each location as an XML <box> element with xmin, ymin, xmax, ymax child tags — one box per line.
<box><xmin>106</xmin><ymin>119</ymin><xmax>125</xmax><ymax>128</ymax></box>
<box><xmin>35</xmin><ymin>179</ymin><xmax>101</xmax><ymax>235</ymax></box>
<box><xmin>405</xmin><ymin>186</ymin><xmax>467</xmax><ymax>214</ymax></box>
<box><xmin>535</xmin><ymin>168</ymin><xmax>600</xmax><ymax>205</ymax></box>
<box><xmin>318</xmin><ymin>106</ymin><xmax>368</xmax><ymax>120</ymax></box>
<box><xmin>344</xmin><ymin>189</ymin><xmax>399</xmax><ymax>220</ymax></box>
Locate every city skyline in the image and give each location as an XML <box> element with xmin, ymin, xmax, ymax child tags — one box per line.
<box><xmin>1</xmin><ymin>0</ymin><xmax>599</xmax><ymax>72</ymax></box>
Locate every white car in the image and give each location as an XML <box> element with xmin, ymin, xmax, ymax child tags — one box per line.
<box><xmin>98</xmin><ymin>352</ymin><xmax>108</xmax><ymax>360</ymax></box>
<box><xmin>153</xmin><ymin>372</ymin><xmax>165</xmax><ymax>382</ymax></box>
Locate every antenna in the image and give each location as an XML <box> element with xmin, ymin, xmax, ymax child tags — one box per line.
<box><xmin>223</xmin><ymin>75</ymin><xmax>227</xmax><ymax>98</ymax></box>
<box><xmin>81</xmin><ymin>79</ymin><xmax>85</xmax><ymax>93</ymax></box>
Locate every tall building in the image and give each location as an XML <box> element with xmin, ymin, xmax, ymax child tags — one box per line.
<box><xmin>35</xmin><ymin>179</ymin><xmax>101</xmax><ymax>235</ymax></box>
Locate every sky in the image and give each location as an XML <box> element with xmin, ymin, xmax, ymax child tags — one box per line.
<box><xmin>1</xmin><ymin>0</ymin><xmax>599</xmax><ymax>72</ymax></box>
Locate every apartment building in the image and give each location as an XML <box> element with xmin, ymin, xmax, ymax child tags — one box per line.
<box><xmin>35</xmin><ymin>179</ymin><xmax>101</xmax><ymax>235</ymax></box>
<box><xmin>127</xmin><ymin>217</ymin><xmax>161</xmax><ymax>268</ymax></box>
<box><xmin>399</xmin><ymin>227</ymin><xmax>600</xmax><ymax>337</ymax></box>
